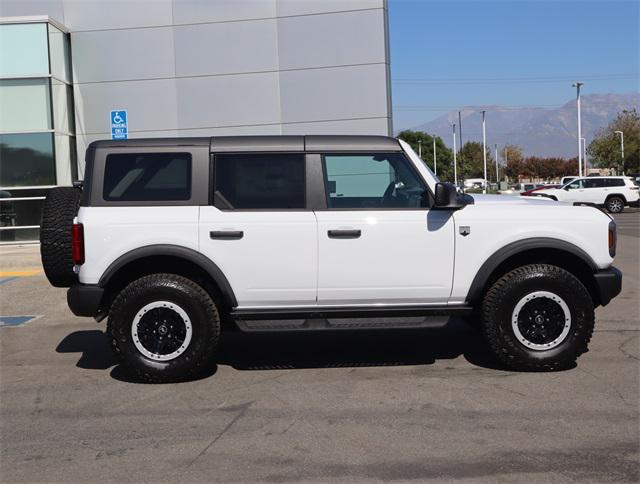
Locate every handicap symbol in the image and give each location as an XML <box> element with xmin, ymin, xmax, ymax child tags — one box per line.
<box><xmin>112</xmin><ymin>112</ymin><xmax>124</xmax><ymax>124</ymax></box>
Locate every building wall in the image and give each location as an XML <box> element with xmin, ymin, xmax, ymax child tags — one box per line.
<box><xmin>1</xmin><ymin>0</ymin><xmax>392</xmax><ymax>172</ymax></box>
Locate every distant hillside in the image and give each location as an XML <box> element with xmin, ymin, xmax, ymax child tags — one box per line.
<box><xmin>406</xmin><ymin>93</ymin><xmax>639</xmax><ymax>158</ymax></box>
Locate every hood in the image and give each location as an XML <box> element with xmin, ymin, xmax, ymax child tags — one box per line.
<box><xmin>469</xmin><ymin>194</ymin><xmax>563</xmax><ymax>206</ymax></box>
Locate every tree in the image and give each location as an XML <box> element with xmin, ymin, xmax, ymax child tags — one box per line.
<box><xmin>396</xmin><ymin>130</ymin><xmax>455</xmax><ymax>182</ymax></box>
<box><xmin>587</xmin><ymin>109</ymin><xmax>640</xmax><ymax>174</ymax></box>
<box><xmin>501</xmin><ymin>144</ymin><xmax>524</xmax><ymax>181</ymax></box>
<box><xmin>458</xmin><ymin>141</ymin><xmax>494</xmax><ymax>179</ymax></box>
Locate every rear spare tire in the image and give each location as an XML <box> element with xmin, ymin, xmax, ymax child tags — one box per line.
<box><xmin>40</xmin><ymin>187</ymin><xmax>82</xmax><ymax>287</ymax></box>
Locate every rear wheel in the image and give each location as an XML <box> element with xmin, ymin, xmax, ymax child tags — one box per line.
<box><xmin>107</xmin><ymin>274</ymin><xmax>220</xmax><ymax>383</ymax></box>
<box><xmin>40</xmin><ymin>187</ymin><xmax>82</xmax><ymax>287</ymax></box>
<box><xmin>605</xmin><ymin>196</ymin><xmax>625</xmax><ymax>214</ymax></box>
<box><xmin>481</xmin><ymin>264</ymin><xmax>594</xmax><ymax>371</ymax></box>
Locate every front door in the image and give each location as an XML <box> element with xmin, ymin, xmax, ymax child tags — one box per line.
<box><xmin>199</xmin><ymin>152</ymin><xmax>317</xmax><ymax>308</ymax></box>
<box><xmin>315</xmin><ymin>152</ymin><xmax>455</xmax><ymax>305</ymax></box>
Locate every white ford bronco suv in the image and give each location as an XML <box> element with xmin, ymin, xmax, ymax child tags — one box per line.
<box><xmin>40</xmin><ymin>136</ymin><xmax>622</xmax><ymax>382</ymax></box>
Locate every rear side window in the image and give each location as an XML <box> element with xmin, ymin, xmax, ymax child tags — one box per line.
<box><xmin>584</xmin><ymin>179</ymin><xmax>605</xmax><ymax>188</ymax></box>
<box><xmin>214</xmin><ymin>153</ymin><xmax>305</xmax><ymax>209</ymax></box>
<box><xmin>604</xmin><ymin>178</ymin><xmax>625</xmax><ymax>187</ymax></box>
<box><xmin>103</xmin><ymin>153</ymin><xmax>191</xmax><ymax>201</ymax></box>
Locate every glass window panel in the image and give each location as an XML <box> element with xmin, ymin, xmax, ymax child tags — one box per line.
<box><xmin>0</xmin><ymin>23</ymin><xmax>49</xmax><ymax>77</ymax></box>
<box><xmin>0</xmin><ymin>228</ymin><xmax>39</xmax><ymax>243</ymax></box>
<box><xmin>51</xmin><ymin>79</ymin><xmax>74</xmax><ymax>133</ymax></box>
<box><xmin>323</xmin><ymin>154</ymin><xmax>427</xmax><ymax>209</ymax></box>
<box><xmin>0</xmin><ymin>197</ymin><xmax>44</xmax><ymax>227</ymax></box>
<box><xmin>214</xmin><ymin>154</ymin><xmax>305</xmax><ymax>210</ymax></box>
<box><xmin>0</xmin><ymin>133</ymin><xmax>55</xmax><ymax>187</ymax></box>
<box><xmin>48</xmin><ymin>24</ymin><xmax>71</xmax><ymax>83</ymax></box>
<box><xmin>0</xmin><ymin>79</ymin><xmax>52</xmax><ymax>131</ymax></box>
<box><xmin>103</xmin><ymin>153</ymin><xmax>192</xmax><ymax>201</ymax></box>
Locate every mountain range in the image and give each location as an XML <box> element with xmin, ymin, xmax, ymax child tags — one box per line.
<box><xmin>406</xmin><ymin>93</ymin><xmax>638</xmax><ymax>159</ymax></box>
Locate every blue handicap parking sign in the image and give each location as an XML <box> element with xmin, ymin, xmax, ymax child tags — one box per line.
<box><xmin>110</xmin><ymin>110</ymin><xmax>128</xmax><ymax>140</ymax></box>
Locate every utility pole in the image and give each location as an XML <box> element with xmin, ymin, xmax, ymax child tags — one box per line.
<box><xmin>481</xmin><ymin>110</ymin><xmax>487</xmax><ymax>193</ymax></box>
<box><xmin>494</xmin><ymin>143</ymin><xmax>499</xmax><ymax>183</ymax></box>
<box><xmin>433</xmin><ymin>137</ymin><xmax>437</xmax><ymax>175</ymax></box>
<box><xmin>573</xmin><ymin>82</ymin><xmax>584</xmax><ymax>177</ymax></box>
<box><xmin>452</xmin><ymin>124</ymin><xmax>458</xmax><ymax>185</ymax></box>
<box><xmin>458</xmin><ymin>111</ymin><xmax>463</xmax><ymax>181</ymax></box>
<box><xmin>418</xmin><ymin>139</ymin><xmax>422</xmax><ymax>158</ymax></box>
<box><xmin>615</xmin><ymin>130</ymin><xmax>624</xmax><ymax>174</ymax></box>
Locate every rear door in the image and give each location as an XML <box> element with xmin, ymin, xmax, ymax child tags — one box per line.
<box><xmin>199</xmin><ymin>152</ymin><xmax>317</xmax><ymax>308</ymax></box>
<box><xmin>314</xmin><ymin>152</ymin><xmax>455</xmax><ymax>305</ymax></box>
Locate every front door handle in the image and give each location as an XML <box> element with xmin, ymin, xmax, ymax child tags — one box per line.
<box><xmin>210</xmin><ymin>230</ymin><xmax>244</xmax><ymax>240</ymax></box>
<box><xmin>328</xmin><ymin>229</ymin><xmax>361</xmax><ymax>239</ymax></box>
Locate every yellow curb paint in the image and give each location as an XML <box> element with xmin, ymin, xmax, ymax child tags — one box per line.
<box><xmin>0</xmin><ymin>269</ymin><xmax>42</xmax><ymax>277</ymax></box>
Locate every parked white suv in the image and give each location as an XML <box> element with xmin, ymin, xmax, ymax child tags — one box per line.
<box><xmin>40</xmin><ymin>136</ymin><xmax>622</xmax><ymax>382</ymax></box>
<box><xmin>534</xmin><ymin>176</ymin><xmax>640</xmax><ymax>213</ymax></box>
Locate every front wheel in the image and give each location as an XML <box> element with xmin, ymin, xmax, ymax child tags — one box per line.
<box><xmin>481</xmin><ymin>264</ymin><xmax>594</xmax><ymax>371</ymax></box>
<box><xmin>605</xmin><ymin>196</ymin><xmax>625</xmax><ymax>214</ymax></box>
<box><xmin>107</xmin><ymin>274</ymin><xmax>220</xmax><ymax>382</ymax></box>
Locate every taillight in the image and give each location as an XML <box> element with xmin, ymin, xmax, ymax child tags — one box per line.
<box><xmin>72</xmin><ymin>223</ymin><xmax>85</xmax><ymax>265</ymax></box>
<box><xmin>608</xmin><ymin>221</ymin><xmax>617</xmax><ymax>258</ymax></box>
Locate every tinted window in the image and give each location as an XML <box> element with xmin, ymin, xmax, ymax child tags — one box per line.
<box><xmin>604</xmin><ymin>178</ymin><xmax>625</xmax><ymax>187</ymax></box>
<box><xmin>214</xmin><ymin>154</ymin><xmax>305</xmax><ymax>209</ymax></box>
<box><xmin>323</xmin><ymin>153</ymin><xmax>427</xmax><ymax>209</ymax></box>
<box><xmin>103</xmin><ymin>153</ymin><xmax>191</xmax><ymax>201</ymax></box>
<box><xmin>584</xmin><ymin>179</ymin><xmax>605</xmax><ymax>188</ymax></box>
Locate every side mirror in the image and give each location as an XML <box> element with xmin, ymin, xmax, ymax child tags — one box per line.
<box><xmin>563</xmin><ymin>186</ymin><xmax>570</xmax><ymax>191</ymax></box>
<box><xmin>432</xmin><ymin>182</ymin><xmax>470</xmax><ymax>210</ymax></box>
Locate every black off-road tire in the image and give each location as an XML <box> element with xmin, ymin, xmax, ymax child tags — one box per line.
<box><xmin>40</xmin><ymin>187</ymin><xmax>82</xmax><ymax>287</ymax></box>
<box><xmin>605</xmin><ymin>196</ymin><xmax>625</xmax><ymax>214</ymax></box>
<box><xmin>107</xmin><ymin>274</ymin><xmax>220</xmax><ymax>383</ymax></box>
<box><xmin>481</xmin><ymin>264</ymin><xmax>594</xmax><ymax>371</ymax></box>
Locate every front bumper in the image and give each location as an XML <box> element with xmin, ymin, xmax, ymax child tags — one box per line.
<box><xmin>67</xmin><ymin>284</ymin><xmax>104</xmax><ymax>317</ymax></box>
<box><xmin>593</xmin><ymin>267</ymin><xmax>622</xmax><ymax>306</ymax></box>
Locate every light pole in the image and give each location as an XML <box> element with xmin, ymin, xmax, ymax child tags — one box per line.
<box><xmin>615</xmin><ymin>130</ymin><xmax>624</xmax><ymax>174</ymax></box>
<box><xmin>433</xmin><ymin>137</ymin><xmax>437</xmax><ymax>175</ymax></box>
<box><xmin>495</xmin><ymin>143</ymin><xmax>499</xmax><ymax>183</ymax></box>
<box><xmin>458</xmin><ymin>111</ymin><xmax>463</xmax><ymax>181</ymax></box>
<box><xmin>580</xmin><ymin>137</ymin><xmax>587</xmax><ymax>174</ymax></box>
<box><xmin>452</xmin><ymin>124</ymin><xmax>458</xmax><ymax>186</ymax></box>
<box><xmin>573</xmin><ymin>82</ymin><xmax>584</xmax><ymax>177</ymax></box>
<box><xmin>481</xmin><ymin>110</ymin><xmax>487</xmax><ymax>193</ymax></box>
<box><xmin>418</xmin><ymin>139</ymin><xmax>422</xmax><ymax>158</ymax></box>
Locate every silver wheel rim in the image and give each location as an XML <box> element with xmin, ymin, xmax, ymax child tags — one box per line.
<box><xmin>609</xmin><ymin>199</ymin><xmax>622</xmax><ymax>212</ymax></box>
<box><xmin>131</xmin><ymin>301</ymin><xmax>192</xmax><ymax>361</ymax></box>
<box><xmin>511</xmin><ymin>291</ymin><xmax>571</xmax><ymax>351</ymax></box>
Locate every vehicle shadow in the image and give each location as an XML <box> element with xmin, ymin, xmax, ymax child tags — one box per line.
<box><xmin>56</xmin><ymin>318</ymin><xmax>507</xmax><ymax>383</ymax></box>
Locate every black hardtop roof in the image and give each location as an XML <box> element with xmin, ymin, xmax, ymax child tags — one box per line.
<box><xmin>88</xmin><ymin>135</ymin><xmax>402</xmax><ymax>153</ymax></box>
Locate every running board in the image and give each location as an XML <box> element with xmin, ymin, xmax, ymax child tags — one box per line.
<box><xmin>234</xmin><ymin>316</ymin><xmax>457</xmax><ymax>332</ymax></box>
<box><xmin>231</xmin><ymin>305</ymin><xmax>472</xmax><ymax>322</ymax></box>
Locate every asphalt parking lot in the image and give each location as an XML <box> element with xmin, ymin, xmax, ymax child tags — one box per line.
<box><xmin>1</xmin><ymin>211</ymin><xmax>638</xmax><ymax>483</ymax></box>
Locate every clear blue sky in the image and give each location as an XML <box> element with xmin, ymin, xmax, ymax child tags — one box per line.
<box><xmin>389</xmin><ymin>0</ymin><xmax>639</xmax><ymax>130</ymax></box>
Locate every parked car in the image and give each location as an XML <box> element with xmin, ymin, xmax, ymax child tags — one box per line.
<box><xmin>463</xmin><ymin>178</ymin><xmax>487</xmax><ymax>189</ymax></box>
<box><xmin>535</xmin><ymin>176</ymin><xmax>640</xmax><ymax>213</ymax></box>
<box><xmin>521</xmin><ymin>184</ymin><xmax>562</xmax><ymax>196</ymax></box>
<box><xmin>499</xmin><ymin>183</ymin><xmax>545</xmax><ymax>195</ymax></box>
<box><xmin>39</xmin><ymin>135</ymin><xmax>621</xmax><ymax>382</ymax></box>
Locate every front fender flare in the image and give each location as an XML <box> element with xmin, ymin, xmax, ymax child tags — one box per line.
<box><xmin>465</xmin><ymin>237</ymin><xmax>598</xmax><ymax>303</ymax></box>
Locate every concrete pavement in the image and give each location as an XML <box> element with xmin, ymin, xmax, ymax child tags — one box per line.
<box><xmin>0</xmin><ymin>214</ymin><xmax>638</xmax><ymax>483</ymax></box>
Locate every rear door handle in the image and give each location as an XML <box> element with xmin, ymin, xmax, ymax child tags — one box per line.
<box><xmin>210</xmin><ymin>230</ymin><xmax>243</xmax><ymax>240</ymax></box>
<box><xmin>328</xmin><ymin>229</ymin><xmax>361</xmax><ymax>239</ymax></box>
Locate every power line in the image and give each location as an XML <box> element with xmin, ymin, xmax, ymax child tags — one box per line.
<box><xmin>393</xmin><ymin>74</ymin><xmax>638</xmax><ymax>85</ymax></box>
